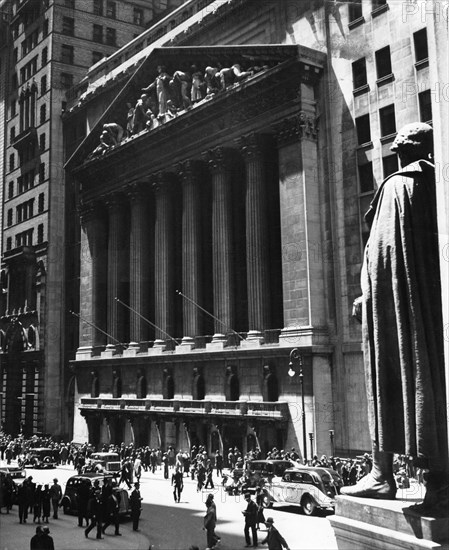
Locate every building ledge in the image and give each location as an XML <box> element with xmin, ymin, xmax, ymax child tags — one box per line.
<box><xmin>79</xmin><ymin>397</ymin><xmax>290</xmax><ymax>420</ymax></box>
<box><xmin>348</xmin><ymin>16</ymin><xmax>365</xmax><ymax>31</ymax></box>
<box><xmin>414</xmin><ymin>58</ymin><xmax>429</xmax><ymax>70</ymax></box>
<box><xmin>371</xmin><ymin>3</ymin><xmax>389</xmax><ymax>18</ymax></box>
<box><xmin>353</xmin><ymin>84</ymin><xmax>369</xmax><ymax>97</ymax></box>
<box><xmin>376</xmin><ymin>73</ymin><xmax>394</xmax><ymax>86</ymax></box>
<box><xmin>380</xmin><ymin>132</ymin><xmax>397</xmax><ymax>144</ymax></box>
<box><xmin>12</xmin><ymin>127</ymin><xmax>37</xmax><ymax>151</ymax></box>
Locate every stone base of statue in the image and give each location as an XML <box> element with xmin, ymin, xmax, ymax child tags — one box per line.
<box><xmin>329</xmin><ymin>489</ymin><xmax>449</xmax><ymax>550</ymax></box>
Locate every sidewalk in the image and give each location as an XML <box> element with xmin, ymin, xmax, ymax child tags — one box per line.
<box><xmin>0</xmin><ymin>510</ymin><xmax>150</xmax><ymax>550</ymax></box>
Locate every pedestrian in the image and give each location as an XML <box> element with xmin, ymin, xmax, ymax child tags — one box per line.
<box><xmin>172</xmin><ymin>467</ymin><xmax>184</xmax><ymax>503</ymax></box>
<box><xmin>85</xmin><ymin>489</ymin><xmax>103</xmax><ymax>539</ymax></box>
<box><xmin>33</xmin><ymin>485</ymin><xmax>42</xmax><ymax>523</ymax></box>
<box><xmin>162</xmin><ymin>453</ymin><xmax>169</xmax><ymax>479</ymax></box>
<box><xmin>18</xmin><ymin>482</ymin><xmax>28</xmax><ymax>524</ymax></box>
<box><xmin>197</xmin><ymin>464</ymin><xmax>206</xmax><ymax>492</ymax></box>
<box><xmin>203</xmin><ymin>493</ymin><xmax>220</xmax><ymax>550</ymax></box>
<box><xmin>75</xmin><ymin>479</ymin><xmax>90</xmax><ymax>527</ymax></box>
<box><xmin>134</xmin><ymin>455</ymin><xmax>142</xmax><ymax>482</ymax></box>
<box><xmin>215</xmin><ymin>451</ymin><xmax>223</xmax><ymax>477</ymax></box>
<box><xmin>49</xmin><ymin>479</ymin><xmax>62</xmax><ymax>519</ymax></box>
<box><xmin>261</xmin><ymin>517</ymin><xmax>290</xmax><ymax>550</ymax></box>
<box><xmin>205</xmin><ymin>465</ymin><xmax>214</xmax><ymax>489</ymax></box>
<box><xmin>102</xmin><ymin>487</ymin><xmax>122</xmax><ymax>536</ymax></box>
<box><xmin>242</xmin><ymin>492</ymin><xmax>258</xmax><ymax>548</ymax></box>
<box><xmin>255</xmin><ymin>485</ymin><xmax>266</xmax><ymax>529</ymax></box>
<box><xmin>30</xmin><ymin>526</ymin><xmax>43</xmax><ymax>550</ymax></box>
<box><xmin>41</xmin><ymin>485</ymin><xmax>51</xmax><ymax>523</ymax></box>
<box><xmin>129</xmin><ymin>482</ymin><xmax>142</xmax><ymax>531</ymax></box>
<box><xmin>41</xmin><ymin>526</ymin><xmax>55</xmax><ymax>550</ymax></box>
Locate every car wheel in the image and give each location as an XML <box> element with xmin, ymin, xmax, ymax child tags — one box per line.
<box><xmin>302</xmin><ymin>495</ymin><xmax>316</xmax><ymax>516</ymax></box>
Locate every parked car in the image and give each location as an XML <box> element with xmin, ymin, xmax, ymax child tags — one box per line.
<box><xmin>244</xmin><ymin>459</ymin><xmax>295</xmax><ymax>486</ymax></box>
<box><xmin>0</xmin><ymin>465</ymin><xmax>26</xmax><ymax>482</ymax></box>
<box><xmin>61</xmin><ymin>473</ymin><xmax>130</xmax><ymax>516</ymax></box>
<box><xmin>262</xmin><ymin>466</ymin><xmax>343</xmax><ymax>516</ymax></box>
<box><xmin>82</xmin><ymin>452</ymin><xmax>121</xmax><ymax>476</ymax></box>
<box><xmin>21</xmin><ymin>448</ymin><xmax>57</xmax><ymax>469</ymax></box>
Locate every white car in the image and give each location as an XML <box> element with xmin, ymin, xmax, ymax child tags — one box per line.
<box><xmin>263</xmin><ymin>467</ymin><xmax>343</xmax><ymax>516</ymax></box>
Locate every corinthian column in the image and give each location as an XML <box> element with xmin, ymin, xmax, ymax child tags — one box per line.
<box><xmin>127</xmin><ymin>183</ymin><xmax>151</xmax><ymax>351</ymax></box>
<box><xmin>153</xmin><ymin>173</ymin><xmax>175</xmax><ymax>344</ymax></box>
<box><xmin>237</xmin><ymin>134</ymin><xmax>271</xmax><ymax>339</ymax></box>
<box><xmin>178</xmin><ymin>161</ymin><xmax>202</xmax><ymax>346</ymax></box>
<box><xmin>106</xmin><ymin>193</ymin><xmax>129</xmax><ymax>349</ymax></box>
<box><xmin>203</xmin><ymin>148</ymin><xmax>234</xmax><ymax>341</ymax></box>
<box><xmin>77</xmin><ymin>202</ymin><xmax>107</xmax><ymax>356</ymax></box>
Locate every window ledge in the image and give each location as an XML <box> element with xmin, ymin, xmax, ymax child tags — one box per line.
<box><xmin>371</xmin><ymin>4</ymin><xmax>389</xmax><ymax>18</ymax></box>
<box><xmin>415</xmin><ymin>58</ymin><xmax>429</xmax><ymax>70</ymax></box>
<box><xmin>357</xmin><ymin>141</ymin><xmax>373</xmax><ymax>150</ymax></box>
<box><xmin>348</xmin><ymin>16</ymin><xmax>365</xmax><ymax>30</ymax></box>
<box><xmin>376</xmin><ymin>74</ymin><xmax>394</xmax><ymax>86</ymax></box>
<box><xmin>380</xmin><ymin>132</ymin><xmax>397</xmax><ymax>144</ymax></box>
<box><xmin>353</xmin><ymin>84</ymin><xmax>370</xmax><ymax>97</ymax></box>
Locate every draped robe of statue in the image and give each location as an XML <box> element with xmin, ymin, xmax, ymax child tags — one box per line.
<box><xmin>362</xmin><ymin>159</ymin><xmax>447</xmax><ymax>469</ymax></box>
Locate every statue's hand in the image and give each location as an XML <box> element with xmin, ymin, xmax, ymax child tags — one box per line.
<box><xmin>352</xmin><ymin>296</ymin><xmax>363</xmax><ymax>323</ymax></box>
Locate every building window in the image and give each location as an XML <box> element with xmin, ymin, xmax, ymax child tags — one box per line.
<box><xmin>37</xmin><ymin>224</ymin><xmax>44</xmax><ymax>244</ymax></box>
<box><xmin>106</xmin><ymin>1</ymin><xmax>116</xmax><ymax>18</ymax></box>
<box><xmin>375</xmin><ymin>46</ymin><xmax>392</xmax><ymax>80</ymax></box>
<box><xmin>414</xmin><ymin>28</ymin><xmax>428</xmax><ymax>63</ymax></box>
<box><xmin>38</xmin><ymin>193</ymin><xmax>45</xmax><ymax>213</ymax></box>
<box><xmin>379</xmin><ymin>104</ymin><xmax>396</xmax><ymax>137</ymax></box>
<box><xmin>9</xmin><ymin>153</ymin><xmax>14</xmax><ymax>172</ymax></box>
<box><xmin>92</xmin><ymin>51</ymin><xmax>104</xmax><ymax>65</ymax></box>
<box><xmin>43</xmin><ymin>19</ymin><xmax>49</xmax><ymax>36</ymax></box>
<box><xmin>39</xmin><ymin>133</ymin><xmax>46</xmax><ymax>152</ymax></box>
<box><xmin>10</xmin><ymin>99</ymin><xmax>16</xmax><ymax>117</ymax></box>
<box><xmin>13</xmin><ymin>48</ymin><xmax>18</xmax><ymax>63</ymax></box>
<box><xmin>6</xmin><ymin>237</ymin><xmax>12</xmax><ymax>251</ymax></box>
<box><xmin>41</xmin><ymin>75</ymin><xmax>47</xmax><ymax>94</ymax></box>
<box><xmin>16</xmin><ymin>205</ymin><xmax>22</xmax><ymax>224</ymax></box>
<box><xmin>39</xmin><ymin>163</ymin><xmax>45</xmax><ymax>183</ymax></box>
<box><xmin>12</xmin><ymin>73</ymin><xmax>18</xmax><ymax>89</ymax></box>
<box><xmin>65</xmin><ymin>0</ymin><xmax>75</xmax><ymax>7</ymax></box>
<box><xmin>133</xmin><ymin>7</ymin><xmax>143</xmax><ymax>25</ymax></box>
<box><xmin>372</xmin><ymin>0</ymin><xmax>387</xmax><ymax>7</ymax></box>
<box><xmin>41</xmin><ymin>47</ymin><xmax>48</xmax><ymax>66</ymax></box>
<box><xmin>61</xmin><ymin>44</ymin><xmax>74</xmax><ymax>65</ymax></box>
<box><xmin>93</xmin><ymin>24</ymin><xmax>103</xmax><ymax>43</ymax></box>
<box><xmin>349</xmin><ymin>0</ymin><xmax>363</xmax><ymax>22</ymax></box>
<box><xmin>60</xmin><ymin>72</ymin><xmax>74</xmax><ymax>89</ymax></box>
<box><xmin>8</xmin><ymin>181</ymin><xmax>14</xmax><ymax>199</ymax></box>
<box><xmin>352</xmin><ymin>58</ymin><xmax>367</xmax><ymax>89</ymax></box>
<box><xmin>40</xmin><ymin>104</ymin><xmax>46</xmax><ymax>124</ymax></box>
<box><xmin>419</xmin><ymin>90</ymin><xmax>432</xmax><ymax>122</ymax></box>
<box><xmin>7</xmin><ymin>209</ymin><xmax>13</xmax><ymax>227</ymax></box>
<box><xmin>93</xmin><ymin>0</ymin><xmax>103</xmax><ymax>16</ymax></box>
<box><xmin>106</xmin><ymin>27</ymin><xmax>116</xmax><ymax>46</ymax></box>
<box><xmin>62</xmin><ymin>16</ymin><xmax>75</xmax><ymax>36</ymax></box>
<box><xmin>358</xmin><ymin>162</ymin><xmax>374</xmax><ymax>194</ymax></box>
<box><xmin>356</xmin><ymin>114</ymin><xmax>371</xmax><ymax>145</ymax></box>
<box><xmin>383</xmin><ymin>154</ymin><xmax>398</xmax><ymax>177</ymax></box>
<box><xmin>10</xmin><ymin>126</ymin><xmax>15</xmax><ymax>144</ymax></box>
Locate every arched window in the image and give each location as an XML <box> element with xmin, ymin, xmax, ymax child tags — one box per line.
<box><xmin>266</xmin><ymin>373</ymin><xmax>279</xmax><ymax>402</ymax></box>
<box><xmin>136</xmin><ymin>372</ymin><xmax>146</xmax><ymax>399</ymax></box>
<box><xmin>27</xmin><ymin>326</ymin><xmax>36</xmax><ymax>349</ymax></box>
<box><xmin>229</xmin><ymin>374</ymin><xmax>240</xmax><ymax>401</ymax></box>
<box><xmin>164</xmin><ymin>374</ymin><xmax>174</xmax><ymax>399</ymax></box>
<box><xmin>91</xmin><ymin>371</ymin><xmax>99</xmax><ymax>398</ymax></box>
<box><xmin>112</xmin><ymin>371</ymin><xmax>122</xmax><ymax>398</ymax></box>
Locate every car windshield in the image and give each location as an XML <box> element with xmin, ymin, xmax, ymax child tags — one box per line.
<box><xmin>321</xmin><ymin>472</ymin><xmax>339</xmax><ymax>496</ymax></box>
<box><xmin>272</xmin><ymin>462</ymin><xmax>291</xmax><ymax>476</ymax></box>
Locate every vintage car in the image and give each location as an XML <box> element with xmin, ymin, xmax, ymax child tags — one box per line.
<box><xmin>0</xmin><ymin>465</ymin><xmax>26</xmax><ymax>481</ymax></box>
<box><xmin>22</xmin><ymin>448</ymin><xmax>57</xmax><ymax>469</ymax></box>
<box><xmin>225</xmin><ymin>459</ymin><xmax>294</xmax><ymax>495</ymax></box>
<box><xmin>61</xmin><ymin>473</ymin><xmax>130</xmax><ymax>516</ymax></box>
<box><xmin>262</xmin><ymin>466</ymin><xmax>343</xmax><ymax>516</ymax></box>
<box><xmin>82</xmin><ymin>452</ymin><xmax>121</xmax><ymax>476</ymax></box>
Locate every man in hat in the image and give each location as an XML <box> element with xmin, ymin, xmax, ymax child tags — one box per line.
<box><xmin>41</xmin><ymin>526</ymin><xmax>54</xmax><ymax>550</ymax></box>
<box><xmin>242</xmin><ymin>493</ymin><xmax>258</xmax><ymax>547</ymax></box>
<box><xmin>342</xmin><ymin>123</ymin><xmax>448</xmax><ymax>512</ymax></box>
<box><xmin>261</xmin><ymin>518</ymin><xmax>289</xmax><ymax>550</ymax></box>
<box><xmin>129</xmin><ymin>482</ymin><xmax>142</xmax><ymax>531</ymax></box>
<box><xmin>30</xmin><ymin>526</ymin><xmax>43</xmax><ymax>550</ymax></box>
<box><xmin>49</xmin><ymin>479</ymin><xmax>62</xmax><ymax>519</ymax></box>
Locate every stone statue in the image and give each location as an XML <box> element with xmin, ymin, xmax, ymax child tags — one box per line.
<box><xmin>204</xmin><ymin>66</ymin><xmax>220</xmax><ymax>96</ymax></box>
<box><xmin>90</xmin><ymin>123</ymin><xmax>124</xmax><ymax>157</ymax></box>
<box><xmin>125</xmin><ymin>102</ymin><xmax>135</xmax><ymax>138</ymax></box>
<box><xmin>142</xmin><ymin>65</ymin><xmax>171</xmax><ymax>118</ymax></box>
<box><xmin>218</xmin><ymin>64</ymin><xmax>253</xmax><ymax>89</ymax></box>
<box><xmin>190</xmin><ymin>64</ymin><xmax>205</xmax><ymax>103</ymax></box>
<box><xmin>341</xmin><ymin>123</ymin><xmax>448</xmax><ymax>514</ymax></box>
<box><xmin>170</xmin><ymin>70</ymin><xmax>191</xmax><ymax>110</ymax></box>
<box><xmin>132</xmin><ymin>94</ymin><xmax>152</xmax><ymax>134</ymax></box>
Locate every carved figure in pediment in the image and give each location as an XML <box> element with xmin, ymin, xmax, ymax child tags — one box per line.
<box><xmin>142</xmin><ymin>65</ymin><xmax>172</xmax><ymax>118</ymax></box>
<box><xmin>204</xmin><ymin>66</ymin><xmax>220</xmax><ymax>96</ymax></box>
<box><xmin>218</xmin><ymin>64</ymin><xmax>253</xmax><ymax>89</ymax></box>
<box><xmin>89</xmin><ymin>123</ymin><xmax>124</xmax><ymax>157</ymax></box>
<box><xmin>191</xmin><ymin>65</ymin><xmax>205</xmax><ymax>103</ymax></box>
<box><xmin>133</xmin><ymin>94</ymin><xmax>152</xmax><ymax>134</ymax></box>
<box><xmin>170</xmin><ymin>70</ymin><xmax>192</xmax><ymax>110</ymax></box>
<box><xmin>125</xmin><ymin>102</ymin><xmax>135</xmax><ymax>137</ymax></box>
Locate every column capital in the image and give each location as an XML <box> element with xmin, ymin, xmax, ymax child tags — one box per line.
<box><xmin>202</xmin><ymin>147</ymin><xmax>232</xmax><ymax>173</ymax></box>
<box><xmin>275</xmin><ymin>111</ymin><xmax>319</xmax><ymax>145</ymax></box>
<box><xmin>175</xmin><ymin>159</ymin><xmax>202</xmax><ymax>183</ymax></box>
<box><xmin>126</xmin><ymin>181</ymin><xmax>151</xmax><ymax>201</ymax></box>
<box><xmin>235</xmin><ymin>133</ymin><xmax>269</xmax><ymax>159</ymax></box>
<box><xmin>103</xmin><ymin>191</ymin><xmax>127</xmax><ymax>210</ymax></box>
<box><xmin>78</xmin><ymin>201</ymin><xmax>96</xmax><ymax>223</ymax></box>
<box><xmin>151</xmin><ymin>172</ymin><xmax>175</xmax><ymax>193</ymax></box>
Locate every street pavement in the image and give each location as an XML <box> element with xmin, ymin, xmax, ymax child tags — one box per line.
<box><xmin>0</xmin><ymin>460</ymin><xmax>340</xmax><ymax>550</ymax></box>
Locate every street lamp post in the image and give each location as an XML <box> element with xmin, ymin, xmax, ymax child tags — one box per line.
<box><xmin>309</xmin><ymin>432</ymin><xmax>314</xmax><ymax>460</ymax></box>
<box><xmin>289</xmin><ymin>348</ymin><xmax>307</xmax><ymax>464</ymax></box>
<box><xmin>329</xmin><ymin>429</ymin><xmax>335</xmax><ymax>457</ymax></box>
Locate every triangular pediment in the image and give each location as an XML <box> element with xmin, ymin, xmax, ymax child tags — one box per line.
<box><xmin>65</xmin><ymin>44</ymin><xmax>324</xmax><ymax>172</ymax></box>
